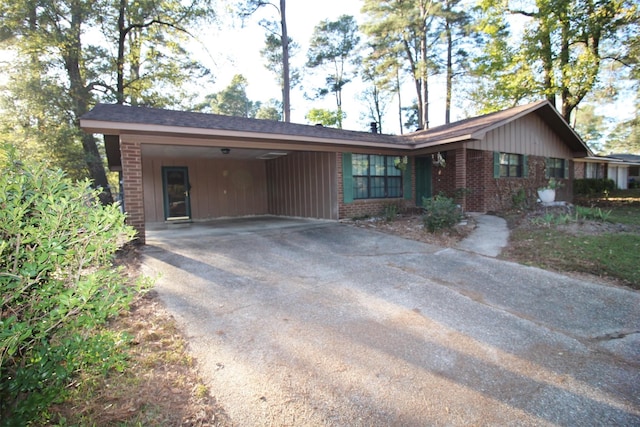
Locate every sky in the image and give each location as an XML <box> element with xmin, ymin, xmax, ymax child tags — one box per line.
<box><xmin>187</xmin><ymin>0</ymin><xmax>635</xmax><ymax>139</ymax></box>
<box><xmin>190</xmin><ymin>0</ymin><xmax>454</xmax><ymax>134</ymax></box>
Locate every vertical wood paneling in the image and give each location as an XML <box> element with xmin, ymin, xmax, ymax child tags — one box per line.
<box><xmin>265</xmin><ymin>152</ymin><xmax>338</xmax><ymax>220</ymax></box>
<box><xmin>143</xmin><ymin>151</ymin><xmax>337</xmax><ymax>223</ymax></box>
<box><xmin>468</xmin><ymin>114</ymin><xmax>573</xmax><ymax>158</ymax></box>
<box><xmin>142</xmin><ymin>156</ymin><xmax>268</xmax><ymax>224</ymax></box>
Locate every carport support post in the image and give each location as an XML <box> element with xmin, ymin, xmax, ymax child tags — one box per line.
<box><xmin>120</xmin><ymin>139</ymin><xmax>146</xmax><ymax>243</ymax></box>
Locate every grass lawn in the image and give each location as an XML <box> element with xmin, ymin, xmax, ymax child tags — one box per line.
<box><xmin>505</xmin><ymin>228</ymin><xmax>640</xmax><ymax>289</ymax></box>
<box><xmin>502</xmin><ymin>190</ymin><xmax>640</xmax><ymax>290</ymax></box>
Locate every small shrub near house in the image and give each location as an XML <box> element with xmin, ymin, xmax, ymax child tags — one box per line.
<box><xmin>422</xmin><ymin>194</ymin><xmax>462</xmax><ymax>232</ymax></box>
<box><xmin>382</xmin><ymin>202</ymin><xmax>400</xmax><ymax>222</ymax></box>
<box><xmin>0</xmin><ymin>150</ymin><xmax>143</xmax><ymax>425</ymax></box>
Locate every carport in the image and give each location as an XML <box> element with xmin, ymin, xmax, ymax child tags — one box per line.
<box><xmin>80</xmin><ymin>104</ymin><xmax>409</xmax><ymax>243</ymax></box>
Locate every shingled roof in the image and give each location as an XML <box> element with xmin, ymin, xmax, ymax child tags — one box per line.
<box><xmin>81</xmin><ymin>100</ymin><xmax>591</xmax><ymax>157</ymax></box>
<box><xmin>406</xmin><ymin>100</ymin><xmax>591</xmax><ymax>155</ymax></box>
<box><xmin>81</xmin><ymin>103</ymin><xmax>404</xmax><ymax>145</ymax></box>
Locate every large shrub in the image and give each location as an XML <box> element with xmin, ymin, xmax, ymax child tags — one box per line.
<box><xmin>573</xmin><ymin>178</ymin><xmax>615</xmax><ymax>195</ymax></box>
<box><xmin>422</xmin><ymin>194</ymin><xmax>462</xmax><ymax>232</ymax></box>
<box><xmin>0</xmin><ymin>153</ymin><xmax>139</xmax><ymax>424</ymax></box>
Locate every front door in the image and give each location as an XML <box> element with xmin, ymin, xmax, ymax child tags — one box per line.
<box><xmin>162</xmin><ymin>167</ymin><xmax>191</xmax><ymax>220</ymax></box>
<box><xmin>415</xmin><ymin>157</ymin><xmax>432</xmax><ymax>207</ymax></box>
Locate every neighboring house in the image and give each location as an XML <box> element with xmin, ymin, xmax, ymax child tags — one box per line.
<box><xmin>574</xmin><ymin>153</ymin><xmax>640</xmax><ymax>189</ymax></box>
<box><xmin>80</xmin><ymin>100</ymin><xmax>591</xmax><ymax>242</ymax></box>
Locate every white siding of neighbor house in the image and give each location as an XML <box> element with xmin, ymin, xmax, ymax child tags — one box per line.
<box><xmin>608</xmin><ymin>165</ymin><xmax>629</xmax><ymax>190</ymax></box>
<box><xmin>467</xmin><ymin>114</ymin><xmax>574</xmax><ymax>158</ymax></box>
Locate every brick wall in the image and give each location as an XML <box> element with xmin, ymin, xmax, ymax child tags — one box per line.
<box><xmin>466</xmin><ymin>150</ymin><xmax>492</xmax><ymax>211</ymax></box>
<box><xmin>432</xmin><ymin>150</ymin><xmax>457</xmax><ymax>198</ymax></box>
<box><xmin>471</xmin><ymin>153</ymin><xmax>573</xmax><ymax>212</ymax></box>
<box><xmin>432</xmin><ymin>149</ymin><xmax>573</xmax><ymax>212</ymax></box>
<box><xmin>121</xmin><ymin>140</ymin><xmax>145</xmax><ymax>243</ymax></box>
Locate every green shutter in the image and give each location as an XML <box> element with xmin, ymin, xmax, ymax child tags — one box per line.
<box><xmin>342</xmin><ymin>153</ymin><xmax>353</xmax><ymax>203</ymax></box>
<box><xmin>403</xmin><ymin>157</ymin><xmax>412</xmax><ymax>200</ymax></box>
<box><xmin>523</xmin><ymin>155</ymin><xmax>529</xmax><ymax>177</ymax></box>
<box><xmin>493</xmin><ymin>152</ymin><xmax>500</xmax><ymax>178</ymax></box>
<box><xmin>564</xmin><ymin>159</ymin><xmax>570</xmax><ymax>179</ymax></box>
<box><xmin>545</xmin><ymin>158</ymin><xmax>550</xmax><ymax>179</ymax></box>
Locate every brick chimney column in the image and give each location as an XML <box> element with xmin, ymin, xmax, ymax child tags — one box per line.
<box><xmin>120</xmin><ymin>139</ymin><xmax>145</xmax><ymax>243</ymax></box>
<box><xmin>455</xmin><ymin>147</ymin><xmax>467</xmax><ymax>210</ymax></box>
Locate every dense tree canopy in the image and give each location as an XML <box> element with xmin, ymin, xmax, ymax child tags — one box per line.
<box><xmin>307</xmin><ymin>14</ymin><xmax>360</xmax><ymax>129</ymax></box>
<box><xmin>0</xmin><ymin>0</ymin><xmax>215</xmax><ymax>200</ymax></box>
<box><xmin>471</xmin><ymin>0</ymin><xmax>639</xmax><ymax>123</ymax></box>
<box><xmin>200</xmin><ymin>74</ymin><xmax>259</xmax><ymax>117</ymax></box>
<box><xmin>361</xmin><ymin>0</ymin><xmax>441</xmax><ymax>130</ymax></box>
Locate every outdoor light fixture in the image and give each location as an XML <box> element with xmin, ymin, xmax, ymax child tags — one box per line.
<box><xmin>221</xmin><ymin>148</ymin><xmax>230</xmax><ymax>155</ymax></box>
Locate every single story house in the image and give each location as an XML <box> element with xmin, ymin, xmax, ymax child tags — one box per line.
<box><xmin>80</xmin><ymin>99</ymin><xmax>591</xmax><ymax>243</ymax></box>
<box><xmin>574</xmin><ymin>153</ymin><xmax>640</xmax><ymax>189</ymax></box>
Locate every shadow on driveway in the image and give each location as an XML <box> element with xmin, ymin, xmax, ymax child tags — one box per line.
<box><xmin>142</xmin><ymin>217</ymin><xmax>640</xmax><ymax>426</ymax></box>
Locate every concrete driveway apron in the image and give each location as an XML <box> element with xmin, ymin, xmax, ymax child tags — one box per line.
<box><xmin>141</xmin><ymin>217</ymin><xmax>640</xmax><ymax>426</ymax></box>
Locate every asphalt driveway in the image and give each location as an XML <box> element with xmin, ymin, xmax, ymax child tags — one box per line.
<box><xmin>142</xmin><ymin>216</ymin><xmax>640</xmax><ymax>426</ymax></box>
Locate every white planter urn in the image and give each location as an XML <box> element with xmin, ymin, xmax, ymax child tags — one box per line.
<box><xmin>537</xmin><ymin>188</ymin><xmax>556</xmax><ymax>203</ymax></box>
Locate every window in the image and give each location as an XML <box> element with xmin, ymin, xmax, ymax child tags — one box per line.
<box><xmin>586</xmin><ymin>162</ymin><xmax>599</xmax><ymax>179</ymax></box>
<box><xmin>547</xmin><ymin>158</ymin><xmax>566</xmax><ymax>178</ymax></box>
<box><xmin>499</xmin><ymin>153</ymin><xmax>523</xmax><ymax>177</ymax></box>
<box><xmin>352</xmin><ymin>154</ymin><xmax>403</xmax><ymax>199</ymax></box>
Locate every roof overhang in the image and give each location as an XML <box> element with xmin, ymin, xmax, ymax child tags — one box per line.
<box><xmin>81</xmin><ymin>119</ymin><xmax>411</xmax><ymax>151</ymax></box>
<box><xmin>574</xmin><ymin>156</ymin><xmax>640</xmax><ymax>166</ymax></box>
<box><xmin>81</xmin><ymin>101</ymin><xmax>595</xmax><ymax>169</ymax></box>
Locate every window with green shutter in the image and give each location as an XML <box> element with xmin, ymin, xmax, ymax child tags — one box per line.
<box><xmin>351</xmin><ymin>154</ymin><xmax>404</xmax><ymax>199</ymax></box>
<box><xmin>546</xmin><ymin>158</ymin><xmax>567</xmax><ymax>178</ymax></box>
<box><xmin>496</xmin><ymin>152</ymin><xmax>524</xmax><ymax>177</ymax></box>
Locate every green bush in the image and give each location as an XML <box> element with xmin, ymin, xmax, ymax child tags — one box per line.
<box><xmin>0</xmin><ymin>152</ymin><xmax>140</xmax><ymax>424</ymax></box>
<box><xmin>382</xmin><ymin>202</ymin><xmax>399</xmax><ymax>222</ymax></box>
<box><xmin>422</xmin><ymin>194</ymin><xmax>462</xmax><ymax>232</ymax></box>
<box><xmin>573</xmin><ymin>178</ymin><xmax>615</xmax><ymax>195</ymax></box>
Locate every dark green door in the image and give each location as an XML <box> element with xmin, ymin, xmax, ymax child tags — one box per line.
<box><xmin>415</xmin><ymin>157</ymin><xmax>432</xmax><ymax>207</ymax></box>
<box><xmin>162</xmin><ymin>167</ymin><xmax>191</xmax><ymax>220</ymax></box>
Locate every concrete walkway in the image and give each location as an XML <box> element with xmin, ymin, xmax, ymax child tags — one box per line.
<box><xmin>457</xmin><ymin>214</ymin><xmax>509</xmax><ymax>257</ymax></box>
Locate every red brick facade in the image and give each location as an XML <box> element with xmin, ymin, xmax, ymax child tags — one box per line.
<box><xmin>120</xmin><ymin>140</ymin><xmax>146</xmax><ymax>243</ymax></box>
<box><xmin>337</xmin><ymin>148</ymin><xmax>575</xmax><ymax>218</ymax></box>
<box><xmin>432</xmin><ymin>148</ymin><xmax>572</xmax><ymax>212</ymax></box>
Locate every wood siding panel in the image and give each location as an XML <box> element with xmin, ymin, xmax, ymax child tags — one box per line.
<box><xmin>468</xmin><ymin>114</ymin><xmax>573</xmax><ymax>158</ymax></box>
<box><xmin>266</xmin><ymin>152</ymin><xmax>338</xmax><ymax>220</ymax></box>
<box><xmin>142</xmin><ymin>157</ymin><xmax>268</xmax><ymax>223</ymax></box>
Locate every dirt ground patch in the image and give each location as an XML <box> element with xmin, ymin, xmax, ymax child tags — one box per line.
<box><xmin>342</xmin><ymin>214</ymin><xmax>477</xmax><ymax>247</ymax></box>
<box><xmin>47</xmin><ymin>249</ymin><xmax>232</xmax><ymax>427</ymax></box>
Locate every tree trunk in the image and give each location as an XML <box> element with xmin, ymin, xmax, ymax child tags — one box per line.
<box><xmin>420</xmin><ymin>35</ymin><xmax>429</xmax><ymax>129</ymax></box>
<box><xmin>396</xmin><ymin>70</ymin><xmax>403</xmax><ymax>134</ymax></box>
<box><xmin>117</xmin><ymin>0</ymin><xmax>126</xmax><ymax>104</ymax></box>
<box><xmin>280</xmin><ymin>0</ymin><xmax>290</xmax><ymax>122</ymax></box>
<box><xmin>67</xmin><ymin>2</ymin><xmax>114</xmax><ymax>204</ymax></box>
<box><xmin>445</xmin><ymin>20</ymin><xmax>452</xmax><ymax>124</ymax></box>
<box><xmin>419</xmin><ymin>2</ymin><xmax>429</xmax><ymax>129</ymax></box>
<box><xmin>403</xmin><ymin>39</ymin><xmax>424</xmax><ymax>129</ymax></box>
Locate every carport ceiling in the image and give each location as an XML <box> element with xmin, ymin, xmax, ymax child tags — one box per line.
<box><xmin>141</xmin><ymin>144</ymin><xmax>289</xmax><ymax>160</ymax></box>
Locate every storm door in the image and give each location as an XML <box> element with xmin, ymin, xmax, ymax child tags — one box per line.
<box><xmin>162</xmin><ymin>167</ymin><xmax>191</xmax><ymax>220</ymax></box>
